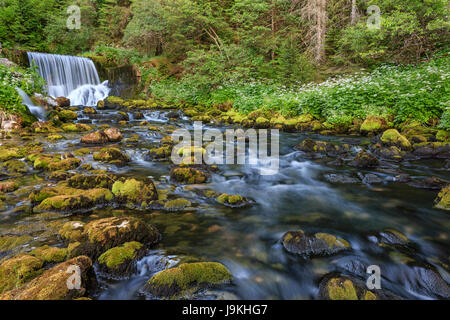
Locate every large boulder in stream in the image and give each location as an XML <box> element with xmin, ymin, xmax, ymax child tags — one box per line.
<box><xmin>58</xmin><ymin>217</ymin><xmax>161</xmax><ymax>259</ymax></box>
<box><xmin>360</xmin><ymin>116</ymin><xmax>388</xmax><ymax>135</ymax></box>
<box><xmin>81</xmin><ymin>130</ymin><xmax>109</xmax><ymax>144</ymax></box>
<box><xmin>380</xmin><ymin>129</ymin><xmax>412</xmax><ymax>151</ymax></box>
<box><xmin>143</xmin><ymin>262</ymin><xmax>232</xmax><ymax>299</ymax></box>
<box><xmin>111</xmin><ymin>178</ymin><xmax>158</xmax><ymax>208</ymax></box>
<box><xmin>0</xmin><ymin>256</ymin><xmax>96</xmax><ymax>300</ymax></box>
<box><xmin>55</xmin><ymin>97</ymin><xmax>70</xmax><ymax>108</ymax></box>
<box><xmin>349</xmin><ymin>151</ymin><xmax>379</xmax><ymax>168</ymax></box>
<box><xmin>281</xmin><ymin>230</ymin><xmax>351</xmax><ymax>257</ymax></box>
<box><xmin>93</xmin><ymin>148</ymin><xmax>130</xmax><ymax>165</ymax></box>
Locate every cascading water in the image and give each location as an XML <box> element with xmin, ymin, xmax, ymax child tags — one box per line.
<box><xmin>16</xmin><ymin>87</ymin><xmax>46</xmax><ymax>121</ymax></box>
<box><xmin>27</xmin><ymin>52</ymin><xmax>110</xmax><ymax>107</ymax></box>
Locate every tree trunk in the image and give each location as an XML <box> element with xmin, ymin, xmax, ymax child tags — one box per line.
<box><xmin>351</xmin><ymin>0</ymin><xmax>357</xmax><ymax>25</ymax></box>
<box><xmin>315</xmin><ymin>0</ymin><xmax>327</xmax><ymax>62</ymax></box>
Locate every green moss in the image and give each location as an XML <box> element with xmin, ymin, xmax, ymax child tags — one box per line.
<box><xmin>0</xmin><ymin>235</ymin><xmax>32</xmax><ymax>252</ymax></box>
<box><xmin>435</xmin><ymin>185</ymin><xmax>450</xmax><ymax>211</ymax></box>
<box><xmin>29</xmin><ymin>246</ymin><xmax>68</xmax><ymax>264</ymax></box>
<box><xmin>381</xmin><ymin>129</ymin><xmax>412</xmax><ymax>150</ymax></box>
<box><xmin>0</xmin><ymin>146</ymin><xmax>24</xmax><ymax>161</ymax></box>
<box><xmin>146</xmin><ymin>262</ymin><xmax>232</xmax><ymax>297</ymax></box>
<box><xmin>0</xmin><ymin>255</ymin><xmax>43</xmax><ymax>294</ymax></box>
<box><xmin>315</xmin><ymin>233</ymin><xmax>350</xmax><ymax>249</ymax></box>
<box><xmin>436</xmin><ymin>130</ymin><xmax>449</xmax><ymax>142</ymax></box>
<box><xmin>112</xmin><ymin>178</ymin><xmax>157</xmax><ymax>207</ymax></box>
<box><xmin>1</xmin><ymin>160</ymin><xmax>27</xmax><ymax>173</ymax></box>
<box><xmin>58</xmin><ymin>222</ymin><xmax>85</xmax><ymax>242</ymax></box>
<box><xmin>360</xmin><ymin>116</ymin><xmax>387</xmax><ymax>134</ymax></box>
<box><xmin>73</xmin><ymin>148</ymin><xmax>91</xmax><ymax>156</ymax></box>
<box><xmin>36</xmin><ymin>188</ymin><xmax>113</xmax><ymax>212</ymax></box>
<box><xmin>93</xmin><ymin>148</ymin><xmax>130</xmax><ymax>164</ymax></box>
<box><xmin>216</xmin><ymin>194</ymin><xmax>244</xmax><ymax>205</ymax></box>
<box><xmin>61</xmin><ymin>123</ymin><xmax>91</xmax><ymax>132</ymax></box>
<box><xmin>57</xmin><ymin>110</ymin><xmax>78</xmax><ymax>122</ymax></box>
<box><xmin>148</xmin><ymin>145</ymin><xmax>172</xmax><ymax>160</ymax></box>
<box><xmin>164</xmin><ymin>199</ymin><xmax>192</xmax><ymax>210</ymax></box>
<box><xmin>46</xmin><ymin>134</ymin><xmax>65</xmax><ymax>141</ymax></box>
<box><xmin>47</xmin><ymin>158</ymin><xmax>81</xmax><ymax>171</ymax></box>
<box><xmin>170</xmin><ymin>167</ymin><xmax>208</xmax><ymax>184</ymax></box>
<box><xmin>327</xmin><ymin>278</ymin><xmax>358</xmax><ymax>300</ymax></box>
<box><xmin>98</xmin><ymin>242</ymin><xmax>143</xmax><ymax>269</ymax></box>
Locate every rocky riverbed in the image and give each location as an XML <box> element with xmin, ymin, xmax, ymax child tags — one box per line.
<box><xmin>0</xmin><ymin>96</ymin><xmax>449</xmax><ymax>300</ymax></box>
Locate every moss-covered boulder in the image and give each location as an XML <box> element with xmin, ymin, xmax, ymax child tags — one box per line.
<box><xmin>170</xmin><ymin>167</ymin><xmax>209</xmax><ymax>184</ymax></box>
<box><xmin>0</xmin><ymin>255</ymin><xmax>43</xmax><ymax>294</ymax></box>
<box><xmin>143</xmin><ymin>262</ymin><xmax>232</xmax><ymax>298</ymax></box>
<box><xmin>380</xmin><ymin>129</ymin><xmax>412</xmax><ymax>151</ymax></box>
<box><xmin>93</xmin><ymin>148</ymin><xmax>130</xmax><ymax>165</ymax></box>
<box><xmin>81</xmin><ymin>217</ymin><xmax>160</xmax><ymax>258</ymax></box>
<box><xmin>83</xmin><ymin>107</ymin><xmax>97</xmax><ymax>115</ymax></box>
<box><xmin>0</xmin><ymin>256</ymin><xmax>96</xmax><ymax>300</ymax></box>
<box><xmin>61</xmin><ymin>123</ymin><xmax>91</xmax><ymax>133</ymax></box>
<box><xmin>294</xmin><ymin>139</ymin><xmax>348</xmax><ymax>155</ymax></box>
<box><xmin>0</xmin><ymin>160</ymin><xmax>28</xmax><ymax>174</ymax></box>
<box><xmin>435</xmin><ymin>185</ymin><xmax>450</xmax><ymax>211</ymax></box>
<box><xmin>67</xmin><ymin>174</ymin><xmax>117</xmax><ymax>190</ymax></box>
<box><xmin>56</xmin><ymin>110</ymin><xmax>78</xmax><ymax>122</ymax></box>
<box><xmin>282</xmin><ymin>230</ymin><xmax>351</xmax><ymax>257</ymax></box>
<box><xmin>436</xmin><ymin>130</ymin><xmax>449</xmax><ymax>142</ymax></box>
<box><xmin>34</xmin><ymin>187</ymin><xmax>113</xmax><ymax>213</ymax></box>
<box><xmin>0</xmin><ymin>180</ymin><xmax>19</xmax><ymax>193</ymax></box>
<box><xmin>360</xmin><ymin>116</ymin><xmax>387</xmax><ymax>135</ymax></box>
<box><xmin>0</xmin><ymin>235</ymin><xmax>32</xmax><ymax>253</ymax></box>
<box><xmin>216</xmin><ymin>194</ymin><xmax>250</xmax><ymax>208</ymax></box>
<box><xmin>0</xmin><ymin>146</ymin><xmax>25</xmax><ymax>162</ymax></box>
<box><xmin>104</xmin><ymin>96</ymin><xmax>124</xmax><ymax>109</ymax></box>
<box><xmin>97</xmin><ymin>241</ymin><xmax>145</xmax><ymax>278</ymax></box>
<box><xmin>413</xmin><ymin>142</ymin><xmax>450</xmax><ymax>159</ymax></box>
<box><xmin>47</xmin><ymin>158</ymin><xmax>81</xmax><ymax>171</ymax></box>
<box><xmin>58</xmin><ymin>221</ymin><xmax>86</xmax><ymax>242</ymax></box>
<box><xmin>349</xmin><ymin>151</ymin><xmax>379</xmax><ymax>168</ymax></box>
<box><xmin>112</xmin><ymin>178</ymin><xmax>158</xmax><ymax>208</ymax></box>
<box><xmin>146</xmin><ymin>145</ymin><xmax>173</xmax><ymax>161</ymax></box>
<box><xmin>29</xmin><ymin>245</ymin><xmax>68</xmax><ymax>264</ymax></box>
<box><xmin>370</xmin><ymin>229</ymin><xmax>409</xmax><ymax>247</ymax></box>
<box><xmin>318</xmin><ymin>275</ymin><xmax>385</xmax><ymax>300</ymax></box>
<box><xmin>164</xmin><ymin>199</ymin><xmax>192</xmax><ymax>211</ymax></box>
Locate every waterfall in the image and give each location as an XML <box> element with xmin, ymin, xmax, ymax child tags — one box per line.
<box><xmin>27</xmin><ymin>52</ymin><xmax>110</xmax><ymax>107</ymax></box>
<box><xmin>16</xmin><ymin>87</ymin><xmax>46</xmax><ymax>121</ymax></box>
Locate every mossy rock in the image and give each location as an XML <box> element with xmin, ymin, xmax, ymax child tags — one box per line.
<box><xmin>56</xmin><ymin>110</ymin><xmax>78</xmax><ymax>122</ymax></box>
<box><xmin>144</xmin><ymin>262</ymin><xmax>232</xmax><ymax>298</ymax></box>
<box><xmin>83</xmin><ymin>107</ymin><xmax>97</xmax><ymax>115</ymax></box>
<box><xmin>29</xmin><ymin>245</ymin><xmax>68</xmax><ymax>264</ymax></box>
<box><xmin>58</xmin><ymin>221</ymin><xmax>86</xmax><ymax>242</ymax></box>
<box><xmin>0</xmin><ymin>235</ymin><xmax>32</xmax><ymax>253</ymax></box>
<box><xmin>349</xmin><ymin>151</ymin><xmax>379</xmax><ymax>168</ymax></box>
<box><xmin>93</xmin><ymin>148</ymin><xmax>130</xmax><ymax>165</ymax></box>
<box><xmin>47</xmin><ymin>158</ymin><xmax>81</xmax><ymax>171</ymax></box>
<box><xmin>0</xmin><ymin>146</ymin><xmax>25</xmax><ymax>161</ymax></box>
<box><xmin>294</xmin><ymin>139</ymin><xmax>347</xmax><ymax>155</ymax></box>
<box><xmin>254</xmin><ymin>117</ymin><xmax>270</xmax><ymax>129</ymax></box>
<box><xmin>170</xmin><ymin>167</ymin><xmax>209</xmax><ymax>184</ymax></box>
<box><xmin>29</xmin><ymin>154</ymin><xmax>61</xmax><ymax>170</ymax></box>
<box><xmin>360</xmin><ymin>116</ymin><xmax>388</xmax><ymax>135</ymax></box>
<box><xmin>98</xmin><ymin>241</ymin><xmax>145</xmax><ymax>278</ymax></box>
<box><xmin>46</xmin><ymin>134</ymin><xmax>65</xmax><ymax>142</ymax></box>
<box><xmin>319</xmin><ymin>275</ymin><xmax>382</xmax><ymax>300</ymax></box>
<box><xmin>0</xmin><ymin>180</ymin><xmax>19</xmax><ymax>193</ymax></box>
<box><xmin>82</xmin><ymin>217</ymin><xmax>161</xmax><ymax>258</ymax></box>
<box><xmin>164</xmin><ymin>199</ymin><xmax>192</xmax><ymax>211</ymax></box>
<box><xmin>61</xmin><ymin>123</ymin><xmax>92</xmax><ymax>132</ymax></box>
<box><xmin>48</xmin><ymin>170</ymin><xmax>74</xmax><ymax>181</ymax></box>
<box><xmin>104</xmin><ymin>96</ymin><xmax>124</xmax><ymax>109</ymax></box>
<box><xmin>68</xmin><ymin>174</ymin><xmax>117</xmax><ymax>190</ymax></box>
<box><xmin>112</xmin><ymin>178</ymin><xmax>158</xmax><ymax>208</ymax></box>
<box><xmin>435</xmin><ymin>185</ymin><xmax>450</xmax><ymax>211</ymax></box>
<box><xmin>0</xmin><ymin>256</ymin><xmax>96</xmax><ymax>300</ymax></box>
<box><xmin>0</xmin><ymin>160</ymin><xmax>27</xmax><ymax>174</ymax></box>
<box><xmin>380</xmin><ymin>129</ymin><xmax>412</xmax><ymax>151</ymax></box>
<box><xmin>282</xmin><ymin>230</ymin><xmax>351</xmax><ymax>257</ymax></box>
<box><xmin>436</xmin><ymin>130</ymin><xmax>449</xmax><ymax>142</ymax></box>
<box><xmin>374</xmin><ymin>229</ymin><xmax>409</xmax><ymax>247</ymax></box>
<box><xmin>146</xmin><ymin>145</ymin><xmax>172</xmax><ymax>161</ymax></box>
<box><xmin>34</xmin><ymin>188</ymin><xmax>113</xmax><ymax>213</ymax></box>
<box><xmin>216</xmin><ymin>194</ymin><xmax>250</xmax><ymax>208</ymax></box>
<box><xmin>0</xmin><ymin>255</ymin><xmax>44</xmax><ymax>294</ymax></box>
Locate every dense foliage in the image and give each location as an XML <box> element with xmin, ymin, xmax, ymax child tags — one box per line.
<box><xmin>0</xmin><ymin>0</ymin><xmax>448</xmax><ymax>126</ymax></box>
<box><xmin>0</xmin><ymin>64</ymin><xmax>46</xmax><ymax>115</ymax></box>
